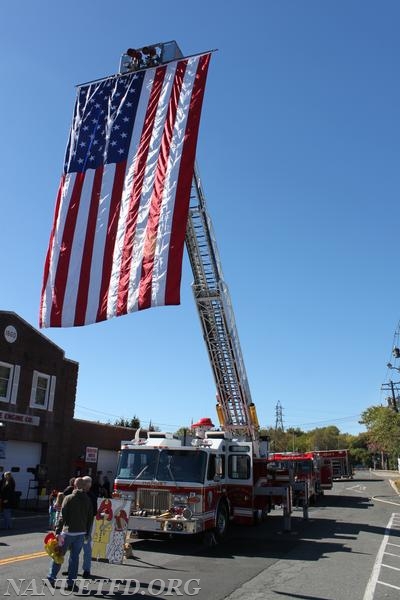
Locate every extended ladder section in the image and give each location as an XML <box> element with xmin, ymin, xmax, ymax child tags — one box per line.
<box><xmin>185</xmin><ymin>167</ymin><xmax>258</xmax><ymax>444</ymax></box>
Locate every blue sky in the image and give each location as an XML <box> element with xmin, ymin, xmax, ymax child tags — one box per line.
<box><xmin>1</xmin><ymin>1</ymin><xmax>400</xmax><ymax>435</ymax></box>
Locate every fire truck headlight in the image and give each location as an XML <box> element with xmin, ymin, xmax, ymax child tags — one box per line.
<box><xmin>173</xmin><ymin>494</ymin><xmax>189</xmax><ymax>505</ymax></box>
<box><xmin>182</xmin><ymin>507</ymin><xmax>193</xmax><ymax>519</ymax></box>
<box><xmin>114</xmin><ymin>490</ymin><xmax>135</xmax><ymax>503</ymax></box>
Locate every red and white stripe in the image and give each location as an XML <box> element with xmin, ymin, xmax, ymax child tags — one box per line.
<box><xmin>39</xmin><ymin>53</ymin><xmax>210</xmax><ymax>328</ymax></box>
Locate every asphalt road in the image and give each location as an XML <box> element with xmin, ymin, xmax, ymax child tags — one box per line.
<box><xmin>1</xmin><ymin>470</ymin><xmax>400</xmax><ymax>599</ymax></box>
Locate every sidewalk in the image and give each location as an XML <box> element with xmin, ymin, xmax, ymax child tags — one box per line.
<box><xmin>14</xmin><ymin>507</ymin><xmax>47</xmax><ymax>518</ymax></box>
<box><xmin>7</xmin><ymin>501</ymin><xmax>48</xmax><ymax>522</ymax></box>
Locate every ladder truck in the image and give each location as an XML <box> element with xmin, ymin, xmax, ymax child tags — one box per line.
<box><xmin>113</xmin><ymin>41</ymin><xmax>294</xmax><ymax>543</ymax></box>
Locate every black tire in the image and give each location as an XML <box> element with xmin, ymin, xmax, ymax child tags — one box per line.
<box><xmin>215</xmin><ymin>503</ymin><xmax>229</xmax><ymax>540</ymax></box>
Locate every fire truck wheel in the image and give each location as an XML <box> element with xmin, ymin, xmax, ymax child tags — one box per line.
<box><xmin>215</xmin><ymin>503</ymin><xmax>229</xmax><ymax>540</ymax></box>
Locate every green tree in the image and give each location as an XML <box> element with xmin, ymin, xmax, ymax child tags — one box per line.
<box><xmin>175</xmin><ymin>426</ymin><xmax>192</xmax><ymax>442</ymax></box>
<box><xmin>306</xmin><ymin>426</ymin><xmax>340</xmax><ymax>451</ymax></box>
<box><xmin>360</xmin><ymin>405</ymin><xmax>400</xmax><ymax>469</ymax></box>
<box><xmin>114</xmin><ymin>415</ymin><xmax>141</xmax><ymax>429</ymax></box>
<box><xmin>267</xmin><ymin>426</ymin><xmax>287</xmax><ymax>452</ymax></box>
<box><xmin>285</xmin><ymin>427</ymin><xmax>305</xmax><ymax>452</ymax></box>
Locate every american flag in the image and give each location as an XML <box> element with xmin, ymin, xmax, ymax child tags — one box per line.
<box><xmin>40</xmin><ymin>52</ymin><xmax>211</xmax><ymax>328</ymax></box>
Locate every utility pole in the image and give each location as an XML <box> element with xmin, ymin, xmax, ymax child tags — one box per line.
<box><xmin>390</xmin><ymin>381</ymin><xmax>399</xmax><ymax>412</ymax></box>
<box><xmin>381</xmin><ymin>381</ymin><xmax>400</xmax><ymax>412</ymax></box>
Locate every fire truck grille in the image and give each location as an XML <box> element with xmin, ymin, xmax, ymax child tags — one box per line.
<box><xmin>136</xmin><ymin>489</ymin><xmax>171</xmax><ymax>513</ymax></box>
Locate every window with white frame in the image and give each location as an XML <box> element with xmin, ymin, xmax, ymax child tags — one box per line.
<box><xmin>0</xmin><ymin>362</ymin><xmax>12</xmax><ymax>402</ymax></box>
<box><xmin>0</xmin><ymin>362</ymin><xmax>20</xmax><ymax>404</ymax></box>
<box><xmin>30</xmin><ymin>371</ymin><xmax>56</xmax><ymax>411</ymax></box>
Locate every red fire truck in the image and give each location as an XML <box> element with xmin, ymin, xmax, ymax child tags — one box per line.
<box><xmin>114</xmin><ymin>41</ymin><xmax>296</xmax><ymax>544</ymax></box>
<box><xmin>315</xmin><ymin>453</ymin><xmax>334</xmax><ymax>491</ymax></box>
<box><xmin>313</xmin><ymin>450</ymin><xmax>353</xmax><ymax>480</ymax></box>
<box><xmin>266</xmin><ymin>451</ymin><xmax>333</xmax><ymax>505</ymax></box>
<box><xmin>115</xmin><ymin>427</ymin><xmax>286</xmax><ymax>541</ymax></box>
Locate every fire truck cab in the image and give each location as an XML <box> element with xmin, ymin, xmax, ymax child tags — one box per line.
<box><xmin>114</xmin><ymin>430</ymin><xmax>273</xmax><ymax>539</ymax></box>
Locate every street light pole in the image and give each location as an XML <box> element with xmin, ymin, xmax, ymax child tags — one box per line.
<box><xmin>384</xmin><ymin>360</ymin><xmax>400</xmax><ymax>412</ymax></box>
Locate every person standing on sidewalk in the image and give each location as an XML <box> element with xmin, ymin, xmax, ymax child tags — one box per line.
<box><xmin>81</xmin><ymin>476</ymin><xmax>98</xmax><ymax>578</ymax></box>
<box><xmin>47</xmin><ymin>477</ymin><xmax>93</xmax><ymax>591</ymax></box>
<box><xmin>63</xmin><ymin>477</ymin><xmax>75</xmax><ymax>497</ymax></box>
<box><xmin>1</xmin><ymin>472</ymin><xmax>16</xmax><ymax>529</ymax></box>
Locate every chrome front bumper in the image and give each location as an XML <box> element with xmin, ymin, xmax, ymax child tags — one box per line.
<box><xmin>128</xmin><ymin>515</ymin><xmax>203</xmax><ymax>534</ymax></box>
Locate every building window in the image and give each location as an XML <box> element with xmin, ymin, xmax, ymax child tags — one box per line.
<box><xmin>0</xmin><ymin>362</ymin><xmax>20</xmax><ymax>404</ymax></box>
<box><xmin>0</xmin><ymin>363</ymin><xmax>12</xmax><ymax>402</ymax></box>
<box><xmin>35</xmin><ymin>375</ymin><xmax>49</xmax><ymax>406</ymax></box>
<box><xmin>30</xmin><ymin>371</ymin><xmax>56</xmax><ymax>411</ymax></box>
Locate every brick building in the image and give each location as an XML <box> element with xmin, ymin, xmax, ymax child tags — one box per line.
<box><xmin>0</xmin><ymin>311</ymin><xmax>135</xmax><ymax>500</ymax></box>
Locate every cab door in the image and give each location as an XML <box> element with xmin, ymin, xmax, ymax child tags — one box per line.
<box><xmin>225</xmin><ymin>444</ymin><xmax>253</xmax><ymax>524</ymax></box>
<box><xmin>203</xmin><ymin>453</ymin><xmax>225</xmax><ymax>528</ymax></box>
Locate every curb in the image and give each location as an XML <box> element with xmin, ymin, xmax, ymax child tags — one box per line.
<box><xmin>13</xmin><ymin>510</ymin><xmax>48</xmax><ymax>520</ymax></box>
<box><xmin>389</xmin><ymin>479</ymin><xmax>400</xmax><ymax>496</ymax></box>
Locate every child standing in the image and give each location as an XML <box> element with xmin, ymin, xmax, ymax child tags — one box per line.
<box><xmin>53</xmin><ymin>492</ymin><xmax>64</xmax><ymax>530</ymax></box>
<box><xmin>48</xmin><ymin>490</ymin><xmax>58</xmax><ymax>530</ymax></box>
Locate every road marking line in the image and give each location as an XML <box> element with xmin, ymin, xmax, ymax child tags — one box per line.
<box><xmin>387</xmin><ymin>542</ymin><xmax>400</xmax><ymax>547</ymax></box>
<box><xmin>377</xmin><ymin>580</ymin><xmax>400</xmax><ymax>590</ymax></box>
<box><xmin>371</xmin><ymin>496</ymin><xmax>400</xmax><ymax>507</ymax></box>
<box><xmin>346</xmin><ymin>484</ymin><xmax>363</xmax><ymax>491</ymax></box>
<box><xmin>381</xmin><ymin>563</ymin><xmax>400</xmax><ymax>571</ymax></box>
<box><xmin>383</xmin><ymin>551</ymin><xmax>400</xmax><ymax>558</ymax></box>
<box><xmin>363</xmin><ymin>513</ymin><xmax>396</xmax><ymax>600</ymax></box>
<box><xmin>0</xmin><ymin>551</ymin><xmax>47</xmax><ymax>565</ymax></box>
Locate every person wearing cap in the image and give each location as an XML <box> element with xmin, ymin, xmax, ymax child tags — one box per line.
<box><xmin>47</xmin><ymin>477</ymin><xmax>93</xmax><ymax>591</ymax></box>
<box><xmin>80</xmin><ymin>476</ymin><xmax>98</xmax><ymax>578</ymax></box>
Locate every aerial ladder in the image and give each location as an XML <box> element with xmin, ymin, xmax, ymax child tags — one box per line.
<box><xmin>186</xmin><ymin>165</ymin><xmax>261</xmax><ymax>452</ymax></box>
<box><xmin>116</xmin><ymin>42</ymin><xmax>297</xmax><ymax>534</ymax></box>
<box><xmin>120</xmin><ymin>40</ymin><xmax>261</xmax><ymax>451</ymax></box>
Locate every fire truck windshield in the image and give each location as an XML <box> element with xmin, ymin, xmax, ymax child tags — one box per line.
<box><xmin>116</xmin><ymin>449</ymin><xmax>208</xmax><ymax>483</ymax></box>
<box><xmin>158</xmin><ymin>450</ymin><xmax>207</xmax><ymax>483</ymax></box>
<box><xmin>116</xmin><ymin>449</ymin><xmax>158</xmax><ymax>480</ymax></box>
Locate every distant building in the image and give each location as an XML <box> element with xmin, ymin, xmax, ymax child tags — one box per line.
<box><xmin>0</xmin><ymin>311</ymin><xmax>135</xmax><ymax>501</ymax></box>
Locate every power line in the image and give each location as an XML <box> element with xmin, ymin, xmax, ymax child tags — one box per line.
<box><xmin>75</xmin><ymin>404</ymin><xmax>182</xmax><ymax>430</ymax></box>
<box><xmin>286</xmin><ymin>414</ymin><xmax>362</xmax><ymax>428</ymax></box>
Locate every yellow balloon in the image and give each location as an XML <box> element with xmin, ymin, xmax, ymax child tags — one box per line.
<box><xmin>44</xmin><ymin>539</ymin><xmax>64</xmax><ymax>564</ymax></box>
